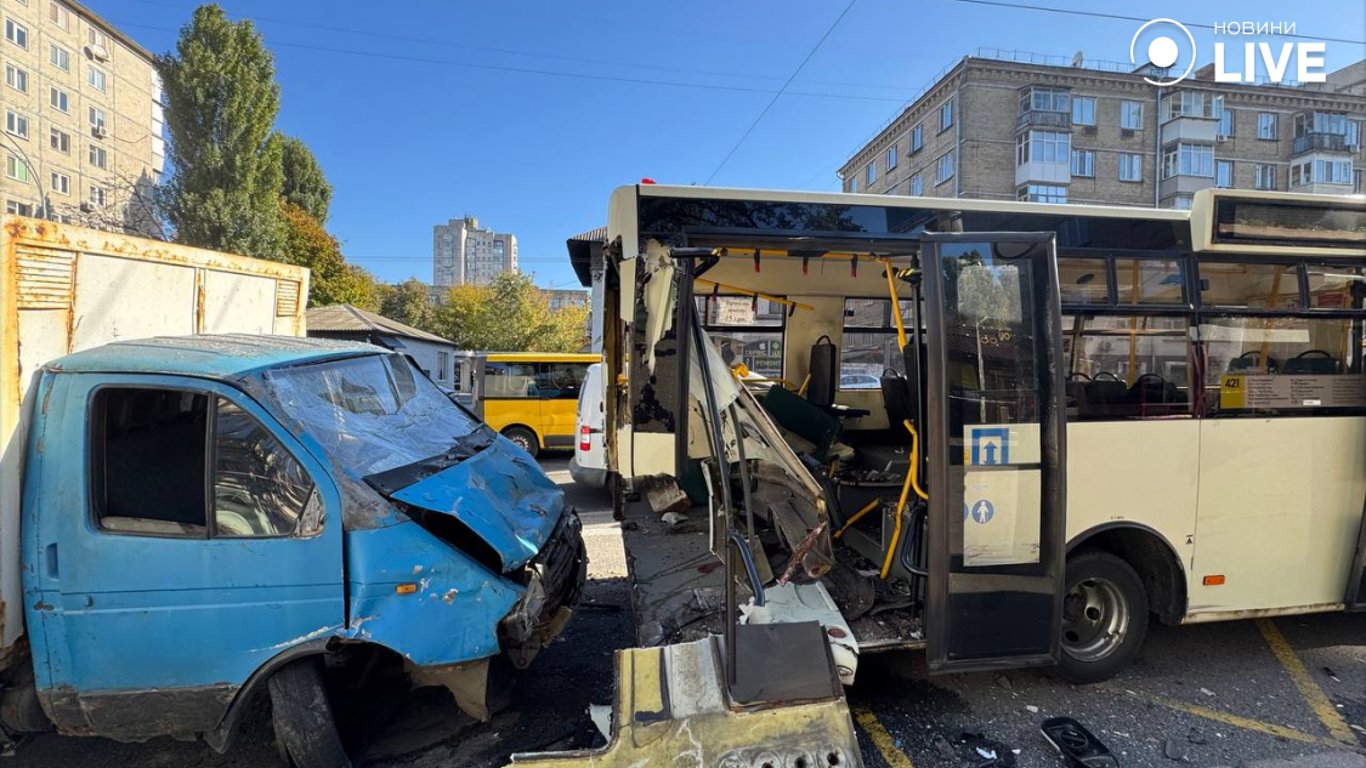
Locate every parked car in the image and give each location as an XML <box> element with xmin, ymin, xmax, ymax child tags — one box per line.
<box><xmin>839</xmin><ymin>373</ymin><xmax>882</xmax><ymax>389</ymax></box>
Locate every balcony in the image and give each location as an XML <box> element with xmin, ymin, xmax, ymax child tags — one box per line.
<box><xmin>1293</xmin><ymin>132</ymin><xmax>1352</xmax><ymax>155</ymax></box>
<box><xmin>1017</xmin><ymin>110</ymin><xmax>1071</xmax><ymax>131</ymax></box>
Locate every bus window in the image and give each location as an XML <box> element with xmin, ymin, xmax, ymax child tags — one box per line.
<box><xmin>1200</xmin><ymin>262</ymin><xmax>1302</xmax><ymax>309</ymax></box>
<box><xmin>697</xmin><ymin>295</ymin><xmax>784</xmax><ymax>379</ymax></box>
<box><xmin>535</xmin><ymin>362</ymin><xmax>588</xmax><ymax>399</ymax></box>
<box><xmin>485</xmin><ymin>362</ymin><xmax>539</xmax><ymax>398</ymax></box>
<box><xmin>1307</xmin><ymin>265</ymin><xmax>1365</xmax><ymax>310</ymax></box>
<box><xmin>1058</xmin><ymin>257</ymin><xmax>1110</xmax><ymax>305</ymax></box>
<box><xmin>840</xmin><ymin>298</ymin><xmax>913</xmax><ymax>387</ymax></box>
<box><xmin>1064</xmin><ymin>315</ymin><xmax>1193</xmax><ymax>420</ymax></box>
<box><xmin>1200</xmin><ymin>315</ymin><xmax>1365</xmax><ymax>415</ymax></box>
<box><xmin>1114</xmin><ymin>258</ymin><xmax>1186</xmax><ymax>305</ymax></box>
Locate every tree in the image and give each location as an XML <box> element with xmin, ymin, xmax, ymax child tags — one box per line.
<box><xmin>157</xmin><ymin>5</ymin><xmax>285</xmax><ymax>260</ymax></box>
<box><xmin>280</xmin><ymin>135</ymin><xmax>332</xmax><ymax>223</ymax></box>
<box><xmin>436</xmin><ymin>271</ymin><xmax>588</xmax><ymax>352</ymax></box>
<box><xmin>381</xmin><ymin>278</ymin><xmax>437</xmax><ymax>332</ymax></box>
<box><xmin>278</xmin><ymin>202</ymin><xmax>379</xmax><ymax>308</ymax></box>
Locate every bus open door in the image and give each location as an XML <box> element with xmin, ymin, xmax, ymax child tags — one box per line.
<box><xmin>920</xmin><ymin>232</ymin><xmax>1071</xmax><ymax>672</ymax></box>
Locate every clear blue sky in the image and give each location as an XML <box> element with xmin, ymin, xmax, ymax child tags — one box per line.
<box><xmin>86</xmin><ymin>0</ymin><xmax>1365</xmax><ymax>289</ymax></box>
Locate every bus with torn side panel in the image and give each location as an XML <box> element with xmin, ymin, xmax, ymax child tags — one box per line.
<box><xmin>595</xmin><ymin>185</ymin><xmax>1365</xmax><ymax>685</ymax></box>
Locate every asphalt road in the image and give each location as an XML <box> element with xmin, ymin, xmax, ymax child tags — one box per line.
<box><xmin>10</xmin><ymin>456</ymin><xmax>1366</xmax><ymax>768</ymax></box>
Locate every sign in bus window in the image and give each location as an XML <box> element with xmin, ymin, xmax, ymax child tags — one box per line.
<box><xmin>1202</xmin><ymin>316</ymin><xmax>1366</xmax><ymax>413</ymax></box>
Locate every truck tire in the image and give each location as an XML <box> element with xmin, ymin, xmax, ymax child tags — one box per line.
<box><xmin>503</xmin><ymin>426</ymin><xmax>539</xmax><ymax>457</ymax></box>
<box><xmin>1057</xmin><ymin>549</ymin><xmax>1148</xmax><ymax>684</ymax></box>
<box><xmin>269</xmin><ymin>659</ymin><xmax>350</xmax><ymax>768</ymax></box>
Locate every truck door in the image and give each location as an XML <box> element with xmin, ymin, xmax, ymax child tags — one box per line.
<box><xmin>920</xmin><ymin>232</ymin><xmax>1068</xmax><ymax>673</ymax></box>
<box><xmin>25</xmin><ymin>375</ymin><xmax>344</xmax><ymax>737</ymax></box>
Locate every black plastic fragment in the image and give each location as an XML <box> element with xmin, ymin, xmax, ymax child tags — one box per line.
<box><xmin>1040</xmin><ymin>717</ymin><xmax>1118</xmax><ymax>767</ymax></box>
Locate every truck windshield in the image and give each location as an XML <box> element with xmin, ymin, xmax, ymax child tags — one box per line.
<box><xmin>258</xmin><ymin>353</ymin><xmax>482</xmax><ymax>477</ymax></box>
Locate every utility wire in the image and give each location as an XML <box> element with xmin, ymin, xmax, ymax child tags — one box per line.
<box><xmin>703</xmin><ymin>0</ymin><xmax>859</xmax><ymax>185</ymax></box>
<box><xmin>953</xmin><ymin>0</ymin><xmax>1366</xmax><ymax>46</ymax></box>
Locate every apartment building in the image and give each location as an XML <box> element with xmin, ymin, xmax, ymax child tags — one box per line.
<box><xmin>839</xmin><ymin>53</ymin><xmax>1366</xmax><ymax>209</ymax></box>
<box><xmin>2</xmin><ymin>0</ymin><xmax>164</xmax><ymax>235</ymax></box>
<box><xmin>432</xmin><ymin>215</ymin><xmax>519</xmax><ymax>287</ymax></box>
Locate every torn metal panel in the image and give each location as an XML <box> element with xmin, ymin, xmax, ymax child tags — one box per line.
<box><xmin>742</xmin><ymin>582</ymin><xmax>859</xmax><ymax>687</ymax></box>
<box><xmin>407</xmin><ymin>658</ymin><xmax>491</xmax><ymax>722</ymax></box>
<box><xmin>505</xmin><ymin>635</ymin><xmax>864</xmax><ymax>768</ymax></box>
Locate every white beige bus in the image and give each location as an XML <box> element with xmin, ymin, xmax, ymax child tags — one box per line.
<box><xmin>598</xmin><ymin>184</ymin><xmax>1365</xmax><ymax>683</ymax></box>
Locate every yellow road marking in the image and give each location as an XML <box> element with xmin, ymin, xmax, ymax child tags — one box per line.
<box><xmin>853</xmin><ymin>707</ymin><xmax>916</xmax><ymax>768</ymax></box>
<box><xmin>1256</xmin><ymin>618</ymin><xmax>1358</xmax><ymax>745</ymax></box>
<box><xmin>1112</xmin><ymin>687</ymin><xmax>1340</xmax><ymax>747</ymax></box>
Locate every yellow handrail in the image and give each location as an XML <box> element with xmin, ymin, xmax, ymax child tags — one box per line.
<box><xmin>834</xmin><ymin>499</ymin><xmax>880</xmax><ymax>539</ymax></box>
<box><xmin>881</xmin><ymin>258</ymin><xmax>908</xmax><ymax>351</ymax></box>
<box><xmin>880</xmin><ymin>419</ymin><xmax>929</xmax><ymax>579</ymax></box>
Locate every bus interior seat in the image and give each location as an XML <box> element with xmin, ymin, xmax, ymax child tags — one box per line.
<box><xmin>1228</xmin><ymin>350</ymin><xmax>1278</xmax><ymax>374</ymax></box>
<box><xmin>1281</xmin><ymin>350</ymin><xmax>1341</xmax><ymax>375</ymax></box>
<box><xmin>807</xmin><ymin>335</ymin><xmax>838</xmax><ymax>408</ymax></box>
<box><xmin>761</xmin><ymin>384</ymin><xmax>842</xmax><ymax>462</ymax></box>
<box><xmin>1128</xmin><ymin>374</ymin><xmax>1186</xmax><ymax>415</ymax></box>
<box><xmin>1068</xmin><ymin>373</ymin><xmax>1127</xmax><ymax>419</ymax></box>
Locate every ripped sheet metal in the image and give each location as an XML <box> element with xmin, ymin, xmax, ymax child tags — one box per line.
<box><xmin>505</xmin><ymin>635</ymin><xmax>864</xmax><ymax>768</ymax></box>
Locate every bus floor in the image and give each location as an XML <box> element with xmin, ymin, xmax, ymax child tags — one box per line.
<box><xmin>620</xmin><ymin>497</ymin><xmax>924</xmax><ymax>651</ymax></box>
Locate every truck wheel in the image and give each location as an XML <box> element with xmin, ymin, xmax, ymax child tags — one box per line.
<box><xmin>1057</xmin><ymin>549</ymin><xmax>1148</xmax><ymax>684</ymax></box>
<box><xmin>503</xmin><ymin>426</ymin><xmax>539</xmax><ymax>457</ymax></box>
<box><xmin>269</xmin><ymin>659</ymin><xmax>351</xmax><ymax>768</ymax></box>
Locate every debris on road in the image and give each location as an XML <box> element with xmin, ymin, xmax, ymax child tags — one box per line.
<box><xmin>1040</xmin><ymin>716</ymin><xmax>1118</xmax><ymax>768</ymax></box>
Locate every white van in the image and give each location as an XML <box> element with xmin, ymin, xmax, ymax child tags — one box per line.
<box><xmin>569</xmin><ymin>363</ymin><xmax>608</xmax><ymax>487</ymax></box>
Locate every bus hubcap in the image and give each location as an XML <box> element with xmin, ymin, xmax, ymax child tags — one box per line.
<box><xmin>1061</xmin><ymin>577</ymin><xmax>1128</xmax><ymax>663</ymax></box>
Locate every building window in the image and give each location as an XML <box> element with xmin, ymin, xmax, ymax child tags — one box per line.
<box><xmin>935</xmin><ymin>151</ymin><xmax>954</xmax><ymax>184</ymax></box>
<box><xmin>1355</xmin><ymin>169</ymin><xmax>1365</xmax><ymax>195</ymax></box>
<box><xmin>1120</xmin><ymin>101</ymin><xmax>1143</xmax><ymax>130</ymax></box>
<box><xmin>5</xmin><ymin>19</ymin><xmax>29</xmax><ymax>49</ymax></box>
<box><xmin>50</xmin><ymin>172</ymin><xmax>70</xmax><ymax>196</ymax></box>
<box><xmin>49</xmin><ymin>3</ymin><xmax>70</xmax><ymax>30</ymax></box>
<box><xmin>49</xmin><ymin>43</ymin><xmax>69</xmax><ymax>72</ymax></box>
<box><xmin>88</xmin><ymin>185</ymin><xmax>105</xmax><ymax>206</ymax></box>
<box><xmin>1254</xmin><ymin>163</ymin><xmax>1277</xmax><ymax>190</ymax></box>
<box><xmin>1215</xmin><ymin>159</ymin><xmax>1233</xmax><ymax>188</ymax></box>
<box><xmin>1017</xmin><ymin>184</ymin><xmax>1067</xmax><ymax>203</ymax></box>
<box><xmin>911</xmin><ymin>124</ymin><xmax>923</xmax><ymax>153</ymax></box>
<box><xmin>1217</xmin><ymin>101</ymin><xmax>1235</xmax><ymax>138</ymax></box>
<box><xmin>88</xmin><ymin>27</ymin><xmax>107</xmax><ymax>49</ymax></box>
<box><xmin>847</xmin><ymin>175</ymin><xmax>857</xmax><ymax>193</ymax></box>
<box><xmin>1071</xmin><ymin>148</ymin><xmax>1095</xmax><ymax>177</ymax></box>
<box><xmin>6</xmin><ymin>200</ymin><xmax>34</xmax><ymax>216</ymax></box>
<box><xmin>1072</xmin><ymin>96</ymin><xmax>1096</xmax><ymax>126</ymax></box>
<box><xmin>50</xmin><ymin>86</ymin><xmax>69</xmax><ymax>113</ymax></box>
<box><xmin>886</xmin><ymin>144</ymin><xmax>897</xmax><ymax>171</ymax></box>
<box><xmin>1119</xmin><ymin>153</ymin><xmax>1143</xmax><ymax>182</ymax></box>
<box><xmin>5</xmin><ymin>154</ymin><xmax>28</xmax><ymax>183</ymax></box>
<box><xmin>1160</xmin><ymin>90</ymin><xmax>1213</xmax><ymax>121</ymax></box>
<box><xmin>4</xmin><ymin>63</ymin><xmax>26</xmax><ymax>93</ymax></box>
<box><xmin>910</xmin><ymin>173</ymin><xmax>923</xmax><ymax>196</ymax></box>
<box><xmin>87</xmin><ymin>65</ymin><xmax>106</xmax><ymax>93</ymax></box>
<box><xmin>88</xmin><ymin>144</ymin><xmax>107</xmax><ymax>169</ymax></box>
<box><xmin>1020</xmin><ymin>86</ymin><xmax>1070</xmax><ymax>114</ymax></box>
<box><xmin>1161</xmin><ymin>142</ymin><xmax>1214</xmax><ymax>179</ymax></box>
<box><xmin>865</xmin><ymin>160</ymin><xmax>876</xmax><ymax>185</ymax></box>
<box><xmin>89</xmin><ymin>106</ymin><xmax>105</xmax><ymax>132</ymax></box>
<box><xmin>1312</xmin><ymin>158</ymin><xmax>1353</xmax><ymax>185</ymax></box>
<box><xmin>1257</xmin><ymin>112</ymin><xmax>1277</xmax><ymax>140</ymax></box>
<box><xmin>50</xmin><ymin>127</ymin><xmax>69</xmax><ymax>154</ymax></box>
<box><xmin>1016</xmin><ymin>130</ymin><xmax>1070</xmax><ymax>165</ymax></box>
<box><xmin>939</xmin><ymin>99</ymin><xmax>953</xmax><ymax>132</ymax></box>
<box><xmin>5</xmin><ymin>110</ymin><xmax>28</xmax><ymax>140</ymax></box>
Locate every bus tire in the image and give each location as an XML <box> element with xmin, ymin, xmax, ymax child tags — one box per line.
<box><xmin>503</xmin><ymin>426</ymin><xmax>539</xmax><ymax>457</ymax></box>
<box><xmin>1057</xmin><ymin>549</ymin><xmax>1148</xmax><ymax>684</ymax></box>
<box><xmin>269</xmin><ymin>659</ymin><xmax>351</xmax><ymax>768</ymax></box>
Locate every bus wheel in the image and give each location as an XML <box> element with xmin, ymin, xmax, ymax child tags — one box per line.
<box><xmin>1057</xmin><ymin>549</ymin><xmax>1148</xmax><ymax>684</ymax></box>
<box><xmin>503</xmin><ymin>426</ymin><xmax>539</xmax><ymax>457</ymax></box>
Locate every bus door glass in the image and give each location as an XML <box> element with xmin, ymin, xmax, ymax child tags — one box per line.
<box><xmin>921</xmin><ymin>232</ymin><xmax>1068</xmax><ymax>672</ymax></box>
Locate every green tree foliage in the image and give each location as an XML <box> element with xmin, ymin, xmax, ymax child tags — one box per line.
<box><xmin>436</xmin><ymin>272</ymin><xmax>588</xmax><ymax>352</ymax></box>
<box><xmin>157</xmin><ymin>5</ymin><xmax>285</xmax><ymax>260</ymax></box>
<box><xmin>278</xmin><ymin>202</ymin><xmax>379</xmax><ymax>309</ymax></box>
<box><xmin>381</xmin><ymin>278</ymin><xmax>437</xmax><ymax>331</ymax></box>
<box><xmin>280</xmin><ymin>135</ymin><xmax>332</xmax><ymax>223</ymax></box>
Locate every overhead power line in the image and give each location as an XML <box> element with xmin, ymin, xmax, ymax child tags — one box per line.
<box><xmin>703</xmin><ymin>0</ymin><xmax>859</xmax><ymax>185</ymax></box>
<box><xmin>953</xmin><ymin>0</ymin><xmax>1366</xmax><ymax>46</ymax></box>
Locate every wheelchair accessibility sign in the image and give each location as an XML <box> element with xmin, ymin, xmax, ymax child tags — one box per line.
<box><xmin>965</xmin><ymin>424</ymin><xmax>1041</xmax><ymax>466</ymax></box>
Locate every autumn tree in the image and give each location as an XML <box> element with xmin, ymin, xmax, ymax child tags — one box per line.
<box><xmin>381</xmin><ymin>278</ymin><xmax>437</xmax><ymax>331</ymax></box>
<box><xmin>280</xmin><ymin>135</ymin><xmax>332</xmax><ymax>223</ymax></box>
<box><xmin>436</xmin><ymin>271</ymin><xmax>588</xmax><ymax>352</ymax></box>
<box><xmin>157</xmin><ymin>5</ymin><xmax>285</xmax><ymax>260</ymax></box>
<box><xmin>278</xmin><ymin>202</ymin><xmax>379</xmax><ymax>308</ymax></box>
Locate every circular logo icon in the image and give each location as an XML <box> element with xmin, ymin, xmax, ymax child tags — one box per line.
<box><xmin>1130</xmin><ymin>18</ymin><xmax>1197</xmax><ymax>86</ymax></box>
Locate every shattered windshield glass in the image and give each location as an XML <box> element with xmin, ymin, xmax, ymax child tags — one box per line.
<box><xmin>256</xmin><ymin>353</ymin><xmax>483</xmax><ymax>477</ymax></box>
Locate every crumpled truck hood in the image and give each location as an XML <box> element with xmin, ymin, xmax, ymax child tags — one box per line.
<box><xmin>388</xmin><ymin>438</ymin><xmax>564</xmax><ymax>572</ymax></box>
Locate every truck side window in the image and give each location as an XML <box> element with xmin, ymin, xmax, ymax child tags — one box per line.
<box><xmin>213</xmin><ymin>399</ymin><xmax>318</xmax><ymax>538</ymax></box>
<box><xmin>94</xmin><ymin>388</ymin><xmax>210</xmax><ymax>536</ymax></box>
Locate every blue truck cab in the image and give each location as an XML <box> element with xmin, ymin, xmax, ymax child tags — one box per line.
<box><xmin>16</xmin><ymin>335</ymin><xmax>584</xmax><ymax>759</ymax></box>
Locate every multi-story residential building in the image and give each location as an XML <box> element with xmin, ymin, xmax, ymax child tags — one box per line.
<box><xmin>541</xmin><ymin>288</ymin><xmax>589</xmax><ymax>311</ymax></box>
<box><xmin>432</xmin><ymin>216</ymin><xmax>519</xmax><ymax>287</ymax></box>
<box><xmin>839</xmin><ymin>53</ymin><xmax>1366</xmax><ymax>209</ymax></box>
<box><xmin>2</xmin><ymin>0</ymin><xmax>164</xmax><ymax>235</ymax></box>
